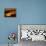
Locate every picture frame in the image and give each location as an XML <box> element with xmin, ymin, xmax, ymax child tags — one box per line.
<box><xmin>4</xmin><ymin>8</ymin><xmax>16</xmax><ymax>17</ymax></box>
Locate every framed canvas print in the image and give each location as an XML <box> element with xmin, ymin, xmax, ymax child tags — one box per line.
<box><xmin>18</xmin><ymin>24</ymin><xmax>46</xmax><ymax>41</ymax></box>
<box><xmin>4</xmin><ymin>8</ymin><xmax>16</xmax><ymax>17</ymax></box>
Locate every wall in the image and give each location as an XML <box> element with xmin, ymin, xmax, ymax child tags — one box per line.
<box><xmin>0</xmin><ymin>0</ymin><xmax>46</xmax><ymax>44</ymax></box>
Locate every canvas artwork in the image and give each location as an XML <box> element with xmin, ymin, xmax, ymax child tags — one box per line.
<box><xmin>4</xmin><ymin>8</ymin><xmax>16</xmax><ymax>17</ymax></box>
<box><xmin>18</xmin><ymin>25</ymin><xmax>46</xmax><ymax>41</ymax></box>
